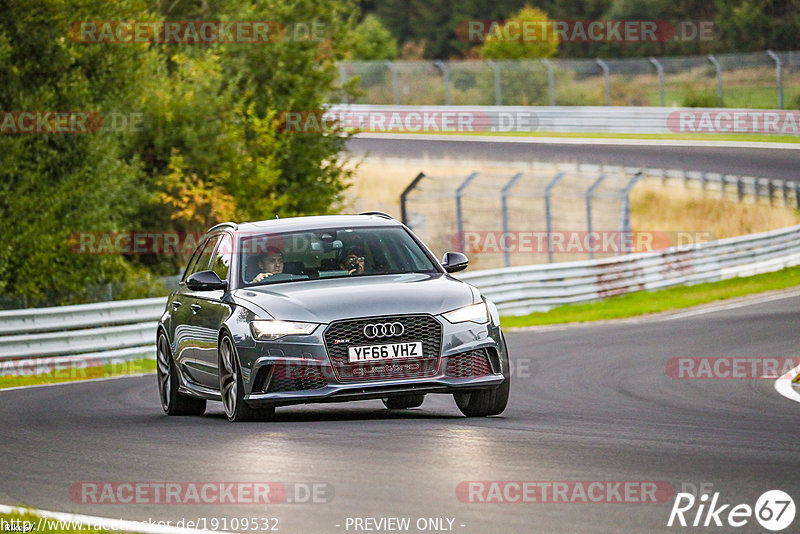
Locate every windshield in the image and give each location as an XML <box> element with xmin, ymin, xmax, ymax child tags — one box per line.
<box><xmin>239</xmin><ymin>226</ymin><xmax>439</xmax><ymax>287</ymax></box>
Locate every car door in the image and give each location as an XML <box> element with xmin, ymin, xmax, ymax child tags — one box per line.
<box><xmin>190</xmin><ymin>232</ymin><xmax>235</xmax><ymax>389</ymax></box>
<box><xmin>177</xmin><ymin>234</ymin><xmax>221</xmax><ymax>388</ymax></box>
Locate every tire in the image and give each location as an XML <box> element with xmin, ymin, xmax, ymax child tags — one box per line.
<box><xmin>382</xmin><ymin>394</ymin><xmax>425</xmax><ymax>410</ymax></box>
<box><xmin>453</xmin><ymin>376</ymin><xmax>509</xmax><ymax>417</ymax></box>
<box><xmin>218</xmin><ymin>334</ymin><xmax>275</xmax><ymax>422</ymax></box>
<box><xmin>157</xmin><ymin>333</ymin><xmax>206</xmax><ymax>416</ymax></box>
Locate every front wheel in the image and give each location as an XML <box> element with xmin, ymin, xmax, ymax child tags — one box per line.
<box><xmin>157</xmin><ymin>333</ymin><xmax>206</xmax><ymax>416</ymax></box>
<box><xmin>382</xmin><ymin>394</ymin><xmax>425</xmax><ymax>409</ymax></box>
<box><xmin>219</xmin><ymin>334</ymin><xmax>275</xmax><ymax>422</ymax></box>
<box><xmin>453</xmin><ymin>377</ymin><xmax>509</xmax><ymax>417</ymax></box>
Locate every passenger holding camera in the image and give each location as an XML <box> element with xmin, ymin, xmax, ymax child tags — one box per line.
<box><xmin>339</xmin><ymin>246</ymin><xmax>366</xmax><ymax>275</ymax></box>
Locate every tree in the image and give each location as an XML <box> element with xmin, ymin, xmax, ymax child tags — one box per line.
<box><xmin>346</xmin><ymin>14</ymin><xmax>399</xmax><ymax>60</ymax></box>
<box><xmin>480</xmin><ymin>6</ymin><xmax>559</xmax><ymax>59</ymax></box>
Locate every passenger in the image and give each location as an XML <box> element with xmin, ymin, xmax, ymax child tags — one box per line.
<box><xmin>339</xmin><ymin>246</ymin><xmax>366</xmax><ymax>275</ymax></box>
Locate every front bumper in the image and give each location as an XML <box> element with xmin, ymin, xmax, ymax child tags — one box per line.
<box><xmin>238</xmin><ymin>314</ymin><xmax>509</xmax><ymax>408</ymax></box>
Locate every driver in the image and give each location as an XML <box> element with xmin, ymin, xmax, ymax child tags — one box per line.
<box><xmin>339</xmin><ymin>246</ymin><xmax>366</xmax><ymax>275</ymax></box>
<box><xmin>250</xmin><ymin>247</ymin><xmax>284</xmax><ymax>283</ymax></box>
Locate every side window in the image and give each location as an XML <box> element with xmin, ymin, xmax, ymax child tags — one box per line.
<box><xmin>211</xmin><ymin>234</ymin><xmax>233</xmax><ymax>281</ymax></box>
<box><xmin>190</xmin><ymin>235</ymin><xmax>220</xmax><ymax>277</ymax></box>
<box><xmin>182</xmin><ymin>239</ymin><xmax>207</xmax><ymax>282</ymax></box>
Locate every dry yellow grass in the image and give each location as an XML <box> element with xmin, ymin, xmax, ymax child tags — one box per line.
<box><xmin>630</xmin><ymin>180</ymin><xmax>800</xmax><ymax>239</ymax></box>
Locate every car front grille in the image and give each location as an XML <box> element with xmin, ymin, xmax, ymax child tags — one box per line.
<box><xmin>264</xmin><ymin>363</ymin><xmax>328</xmax><ymax>393</ymax></box>
<box><xmin>445</xmin><ymin>349</ymin><xmax>494</xmax><ymax>378</ymax></box>
<box><xmin>323</xmin><ymin>315</ymin><xmax>442</xmax><ymax>381</ymax></box>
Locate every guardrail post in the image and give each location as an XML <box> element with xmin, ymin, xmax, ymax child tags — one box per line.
<box><xmin>619</xmin><ymin>171</ymin><xmax>643</xmax><ymax>254</ymax></box>
<box><xmin>768</xmin><ymin>180</ymin><xmax>776</xmax><ymax>206</ymax></box>
<box><xmin>544</xmin><ymin>172</ymin><xmax>565</xmax><ymax>262</ymax></box>
<box><xmin>766</xmin><ymin>50</ymin><xmax>784</xmax><ymax>110</ymax></box>
<box><xmin>400</xmin><ymin>172</ymin><xmax>426</xmax><ymax>226</ymax></box>
<box><xmin>595</xmin><ymin>58</ymin><xmax>611</xmax><ymax>106</ymax></box>
<box><xmin>385</xmin><ymin>61</ymin><xmax>400</xmax><ymax>105</ymax></box>
<box><xmin>707</xmin><ymin>55</ymin><xmax>724</xmax><ymax>107</ymax></box>
<box><xmin>487</xmin><ymin>60</ymin><xmax>503</xmax><ymax>106</ymax></box>
<box><xmin>500</xmin><ymin>173</ymin><xmax>523</xmax><ymax>267</ymax></box>
<box><xmin>455</xmin><ymin>172</ymin><xmax>479</xmax><ymax>252</ymax></box>
<box><xmin>701</xmin><ymin>171</ymin><xmax>708</xmax><ymax>193</ymax></box>
<box><xmin>782</xmin><ymin>180</ymin><xmax>790</xmax><ymax>206</ymax></box>
<box><xmin>586</xmin><ymin>175</ymin><xmax>607</xmax><ymax>259</ymax></box>
<box><xmin>648</xmin><ymin>57</ymin><xmax>665</xmax><ymax>107</ymax></box>
<box><xmin>736</xmin><ymin>176</ymin><xmax>744</xmax><ymax>202</ymax></box>
<box><xmin>434</xmin><ymin>61</ymin><xmax>451</xmax><ymax>105</ymax></box>
<box><xmin>541</xmin><ymin>59</ymin><xmax>556</xmax><ymax>106</ymax></box>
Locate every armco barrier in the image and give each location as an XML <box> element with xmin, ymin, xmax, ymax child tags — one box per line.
<box><xmin>324</xmin><ymin>104</ymin><xmax>800</xmax><ymax>136</ymax></box>
<box><xmin>459</xmin><ymin>223</ymin><xmax>800</xmax><ymax>315</ymax></box>
<box><xmin>1</xmin><ymin>224</ymin><xmax>799</xmax><ymax>370</ymax></box>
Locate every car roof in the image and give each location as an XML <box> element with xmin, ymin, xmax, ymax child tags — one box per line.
<box><xmin>215</xmin><ymin>214</ymin><xmax>401</xmax><ymax>236</ymax></box>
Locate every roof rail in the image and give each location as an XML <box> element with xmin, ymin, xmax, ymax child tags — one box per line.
<box><xmin>359</xmin><ymin>211</ymin><xmax>394</xmax><ymax>220</ymax></box>
<box><xmin>208</xmin><ymin>221</ymin><xmax>239</xmax><ymax>232</ymax></box>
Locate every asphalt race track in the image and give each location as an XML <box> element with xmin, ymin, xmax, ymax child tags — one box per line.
<box><xmin>2</xmin><ymin>295</ymin><xmax>798</xmax><ymax>533</ymax></box>
<box><xmin>348</xmin><ymin>136</ymin><xmax>800</xmax><ymax>180</ymax></box>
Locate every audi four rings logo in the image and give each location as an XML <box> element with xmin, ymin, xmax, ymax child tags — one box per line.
<box><xmin>363</xmin><ymin>322</ymin><xmax>405</xmax><ymax>338</ymax></box>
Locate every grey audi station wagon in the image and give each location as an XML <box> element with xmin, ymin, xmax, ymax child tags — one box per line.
<box><xmin>156</xmin><ymin>213</ymin><xmax>510</xmax><ymax>422</ymax></box>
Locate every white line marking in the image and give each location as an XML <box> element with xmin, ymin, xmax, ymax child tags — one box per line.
<box><xmin>354</xmin><ymin>132</ymin><xmax>800</xmax><ymax>150</ymax></box>
<box><xmin>660</xmin><ymin>289</ymin><xmax>800</xmax><ymax>320</ymax></box>
<box><xmin>0</xmin><ymin>372</ymin><xmax>153</xmax><ymax>393</ymax></box>
<box><xmin>0</xmin><ymin>504</ymin><xmax>223</xmax><ymax>534</ymax></box>
<box><xmin>775</xmin><ymin>364</ymin><xmax>800</xmax><ymax>405</ymax></box>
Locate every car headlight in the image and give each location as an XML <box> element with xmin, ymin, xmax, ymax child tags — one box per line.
<box><xmin>442</xmin><ymin>302</ymin><xmax>489</xmax><ymax>324</ymax></box>
<box><xmin>250</xmin><ymin>320</ymin><xmax>318</xmax><ymax>340</ymax></box>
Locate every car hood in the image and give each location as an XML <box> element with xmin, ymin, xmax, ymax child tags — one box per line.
<box><xmin>234</xmin><ymin>273</ymin><xmax>476</xmax><ymax>323</ymax></box>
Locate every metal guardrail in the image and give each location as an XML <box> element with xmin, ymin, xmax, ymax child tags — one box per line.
<box><xmin>0</xmin><ymin>298</ymin><xmax>164</xmax><ymax>371</ymax></box>
<box><xmin>459</xmin><ymin>223</ymin><xmax>800</xmax><ymax>315</ymax></box>
<box><xmin>325</xmin><ymin>104</ymin><xmax>800</xmax><ymax>135</ymax></box>
<box><xmin>2</xmin><ymin>224</ymin><xmax>799</xmax><ymax>369</ymax></box>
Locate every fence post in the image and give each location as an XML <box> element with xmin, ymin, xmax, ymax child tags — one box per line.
<box><xmin>400</xmin><ymin>172</ymin><xmax>426</xmax><ymax>226</ymax></box>
<box><xmin>595</xmin><ymin>58</ymin><xmax>611</xmax><ymax>106</ymax></box>
<box><xmin>544</xmin><ymin>172</ymin><xmax>565</xmax><ymax>263</ymax></box>
<box><xmin>766</xmin><ymin>50</ymin><xmax>784</xmax><ymax>110</ymax></box>
<box><xmin>385</xmin><ymin>61</ymin><xmax>400</xmax><ymax>105</ymax></box>
<box><xmin>619</xmin><ymin>171</ymin><xmax>643</xmax><ymax>254</ymax></box>
<box><xmin>501</xmin><ymin>173</ymin><xmax>523</xmax><ymax>267</ymax></box>
<box><xmin>737</xmin><ymin>176</ymin><xmax>744</xmax><ymax>202</ymax></box>
<box><xmin>701</xmin><ymin>171</ymin><xmax>708</xmax><ymax>193</ymax></box>
<box><xmin>434</xmin><ymin>61</ymin><xmax>451</xmax><ymax>105</ymax></box>
<box><xmin>541</xmin><ymin>59</ymin><xmax>556</xmax><ymax>106</ymax></box>
<box><xmin>795</xmin><ymin>182</ymin><xmax>800</xmax><ymax>210</ymax></box>
<box><xmin>707</xmin><ymin>55</ymin><xmax>724</xmax><ymax>107</ymax></box>
<box><xmin>586</xmin><ymin>175</ymin><xmax>607</xmax><ymax>259</ymax></box>
<box><xmin>455</xmin><ymin>172</ymin><xmax>479</xmax><ymax>252</ymax></box>
<box><xmin>486</xmin><ymin>60</ymin><xmax>503</xmax><ymax>106</ymax></box>
<box><xmin>648</xmin><ymin>57</ymin><xmax>665</xmax><ymax>107</ymax></box>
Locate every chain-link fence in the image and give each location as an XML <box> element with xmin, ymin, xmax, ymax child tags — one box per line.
<box><xmin>338</xmin><ymin>50</ymin><xmax>800</xmax><ymax>109</ymax></box>
<box><xmin>400</xmin><ymin>164</ymin><xmax>642</xmax><ymax>270</ymax></box>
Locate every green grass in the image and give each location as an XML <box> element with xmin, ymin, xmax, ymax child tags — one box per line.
<box><xmin>501</xmin><ymin>265</ymin><xmax>800</xmax><ymax>328</ymax></box>
<box><xmin>0</xmin><ymin>510</ymin><xmax>139</xmax><ymax>533</ymax></box>
<box><xmin>0</xmin><ymin>357</ymin><xmax>155</xmax><ymax>389</ymax></box>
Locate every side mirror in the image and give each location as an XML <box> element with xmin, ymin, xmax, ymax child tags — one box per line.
<box><xmin>441</xmin><ymin>252</ymin><xmax>469</xmax><ymax>273</ymax></box>
<box><xmin>186</xmin><ymin>270</ymin><xmax>228</xmax><ymax>291</ymax></box>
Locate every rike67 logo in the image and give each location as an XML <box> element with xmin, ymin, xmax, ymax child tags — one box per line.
<box><xmin>668</xmin><ymin>490</ymin><xmax>795</xmax><ymax>531</ymax></box>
